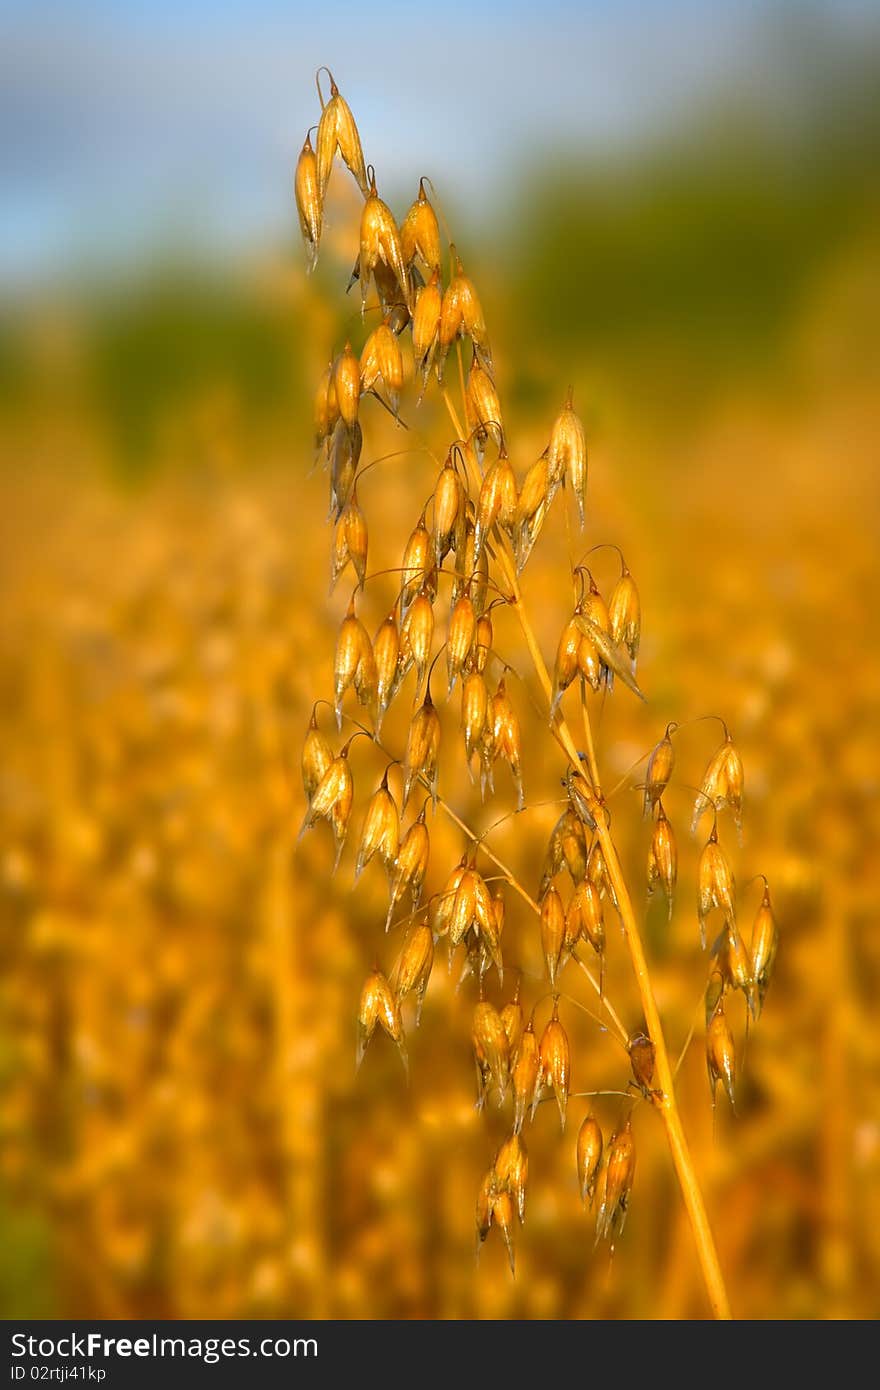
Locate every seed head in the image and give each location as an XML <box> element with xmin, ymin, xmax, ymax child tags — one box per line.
<box><xmin>540</xmin><ymin>885</ymin><xmax>567</xmax><ymax>987</ymax></box>
<box><xmin>573</xmin><ymin>611</ymin><xmax>646</xmax><ymax>700</ymax></box>
<box><xmin>515</xmin><ymin>456</ymin><xmax>555</xmax><ymax>570</ymax></box>
<box><xmin>541</xmin><ymin>808</ymin><xmax>587</xmax><ymax>893</ymax></box>
<box><xmin>750</xmin><ymin>881</ymin><xmax>779</xmax><ymax>1018</ymax></box>
<box><xmin>551</xmin><ymin>615</ymin><xmax>582</xmax><ymax>717</ymax></box>
<box><xmin>461</xmin><ymin>669</ymin><xmax>489</xmax><ymax>766</ymax></box>
<box><xmin>400</xmin><ymin>512</ymin><xmax>432</xmax><ymax>618</ymax></box>
<box><xmin>430</xmin><ymin>860</ymin><xmax>467</xmax><ymax>940</ymax></box>
<box><xmin>400</xmin><ymin>181</ymin><xmax>442</xmax><ymax>277</ymax></box>
<box><xmin>359</xmin><ymin>320</ymin><xmax>405</xmax><ymax>416</ymax></box>
<box><xmin>693</xmin><ymin>731</ymin><xmax>745</xmax><ymax>841</ymax></box>
<box><xmin>328</xmin><ymin>418</ymin><xmax>362</xmax><ymax>520</ymax></box>
<box><xmin>466</xmin><ymin>358</ymin><xmax>503</xmax><ymax>454</ymax></box>
<box><xmin>512</xmin><ymin>1024</ymin><xmax>541</xmax><ymax>1134</ymax></box>
<box><xmin>316</xmin><ymin>74</ymin><xmax>369</xmax><ymax>201</ymax></box>
<box><xmin>706</xmin><ymin>1001</ymin><xmax>736</xmax><ymax>1111</ymax></box>
<box><xmin>575</xmin><ymin>578</ymin><xmax>611</xmax><ymax>692</ymax></box>
<box><xmin>587</xmin><ymin>836</ymin><xmax>613</xmax><ymax>904</ymax></box>
<box><xmin>718</xmin><ymin>925</ymin><xmax>756</xmax><ymax>1019</ymax></box>
<box><xmin>568</xmin><ymin>877</ymin><xmax>605</xmax><ymax>960</ymax></box>
<box><xmin>474</xmin><ymin>612</ymin><xmax>493</xmax><ymax>674</ymax></box>
<box><xmin>357</xmin><ymin>967</ymin><xmax>407</xmax><ymax>1075</ymax></box>
<box><xmin>412</xmin><ymin>271</ymin><xmax>442</xmax><ymax>390</ymax></box>
<box><xmin>331</xmin><ymin>488</ymin><xmax>368</xmax><ymax>592</ymax></box>
<box><xmin>576</xmin><ymin>1114</ymin><xmax>603</xmax><ymax>1206</ymax></box>
<box><xmin>398</xmin><ymin>587</ymin><xmax>435</xmax><ymax>689</ymax></box>
<box><xmin>333</xmin><ymin>341</ymin><xmax>361</xmax><ymax>428</ymax></box>
<box><xmin>481</xmin><ymin>888</ymin><xmax>506</xmax><ymax>986</ymax></box>
<box><xmin>494</xmin><ymin>1133</ymin><xmax>529</xmax><ymax>1223</ymax></box>
<box><xmin>474</xmin><ymin>451</ymin><xmax>518</xmax><ymax>562</ymax></box>
<box><xmin>490</xmin><ymin>678</ymin><xmax>524</xmax><ymax>811</ymax></box>
<box><xmin>539</xmin><ymin>1001</ymin><xmax>571</xmax><ymax>1129</ymax></box>
<box><xmin>302</xmin><ymin>708</ymin><xmax>334</xmax><ymax>805</ymax></box>
<box><xmin>402</xmin><ymin>692</ymin><xmax>441</xmax><ymax>808</ymax></box>
<box><xmin>446</xmin><ymin>591</ymin><xmax>476</xmax><ymax>693</ymax></box>
<box><xmin>546</xmin><ymin>389</ymin><xmax>587</xmax><ymax>526</ymax></box>
<box><xmin>475</xmin><ymin>1168</ymin><xmax>497</xmax><ymax>1246</ymax></box>
<box><xmin>644</xmin><ymin>729</ymin><xmax>675</xmax><ymax>816</ymax></box>
<box><xmin>500</xmin><ymin>983</ymin><xmax>524</xmax><ymax>1062</ymax></box>
<box><xmin>360</xmin><ymin>171</ymin><xmax>411</xmax><ymax>315</ymax></box>
<box><xmin>449</xmin><ymin>866</ymin><xmax>494</xmax><ymax>951</ymax></box>
<box><xmin>452</xmin><ymin>514</ymin><xmax>488</xmax><ymax>613</ymax></box>
<box><xmin>386</xmin><ymin>805</ymin><xmax>430</xmax><ymax>929</ymax></box>
<box><xmin>355</xmin><ymin>768</ymin><xmax>400</xmax><ymax>881</ymax></box>
<box><xmin>333</xmin><ymin>597</ymin><xmax>376</xmax><ymax>729</ymax></box>
<box><xmin>394</xmin><ymin>920</ymin><xmax>434</xmax><ymax>1025</ymax></box>
<box><xmin>433</xmin><ymin>458</ymin><xmax>465</xmax><ymax>567</ymax></box>
<box><xmin>295</xmin><ymin>131</ymin><xmax>322</xmax><ymax>271</ymax></box>
<box><xmin>596</xmin><ymin>1117</ymin><xmax>636</xmax><ymax>1243</ymax></box>
<box><xmin>473</xmin><ymin>999</ymin><xmax>510</xmax><ymax>1107</ymax></box>
<box><xmin>373</xmin><ymin>612</ymin><xmax>400</xmax><ymax>731</ymax></box>
<box><xmin>439</xmin><ymin>256</ymin><xmax>491</xmax><ymax>375</ymax></box>
<box><xmin>697</xmin><ymin>827</ymin><xmax>737</xmax><ymax>949</ymax></box>
<box><xmin>489</xmin><ymin>1189</ymin><xmax>517</xmax><ymax>1274</ymax></box>
<box><xmin>298</xmin><ymin>744</ymin><xmax>355</xmax><ymax>871</ymax></box>
<box><xmin>608</xmin><ymin>565</ymin><xmax>641</xmax><ymax>672</ymax></box>
<box><xmin>647</xmin><ymin>801</ymin><xmax>677</xmax><ymax>919</ymax></box>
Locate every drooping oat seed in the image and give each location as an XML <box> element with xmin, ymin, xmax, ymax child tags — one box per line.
<box><xmin>706</xmin><ymin>1001</ymin><xmax>736</xmax><ymax>1111</ymax></box>
<box><xmin>400</xmin><ymin>180</ymin><xmax>442</xmax><ymax>277</ymax></box>
<box><xmin>577</xmin><ymin>1114</ymin><xmax>604</xmax><ymax>1206</ymax></box>
<box><xmin>596</xmin><ymin>1117</ymin><xmax>636</xmax><ymax>1243</ymax></box>
<box><xmin>295</xmin><ymin>131</ymin><xmax>322</xmax><ymax>271</ymax></box>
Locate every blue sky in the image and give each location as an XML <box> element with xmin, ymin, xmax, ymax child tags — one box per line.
<box><xmin>2</xmin><ymin>0</ymin><xmax>877</xmax><ymax>282</ymax></box>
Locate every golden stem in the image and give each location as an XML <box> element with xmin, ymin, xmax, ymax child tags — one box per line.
<box><xmin>579</xmin><ymin>679</ymin><xmax>601</xmax><ymax>789</ymax></box>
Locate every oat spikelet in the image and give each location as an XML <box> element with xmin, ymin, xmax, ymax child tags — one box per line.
<box><xmin>596</xmin><ymin>1117</ymin><xmax>636</xmax><ymax>1243</ymax></box>
<box><xmin>608</xmin><ymin>564</ymin><xmax>641</xmax><ymax>673</ymax></box>
<box><xmin>354</xmin><ymin>767</ymin><xmax>400</xmax><ymax>881</ymax></box>
<box><xmin>298</xmin><ymin>744</ymin><xmax>355</xmax><ymax>871</ymax></box>
<box><xmin>394</xmin><ymin>921</ymin><xmax>434</xmax><ymax>1025</ymax></box>
<box><xmin>330</xmin><ymin>487</ymin><xmax>368</xmax><ymax>592</ymax></box>
<box><xmin>512</xmin><ymin>1024</ymin><xmax>540</xmax><ymax>1134</ymax></box>
<box><xmin>400</xmin><ymin>180</ymin><xmax>442</xmax><ymax>277</ymax></box>
<box><xmin>359</xmin><ymin>319</ymin><xmax>404</xmax><ymax>416</ymax></box>
<box><xmin>302</xmin><ymin>708</ymin><xmax>333</xmax><ymax>806</ymax></box>
<box><xmin>540</xmin><ymin>885</ymin><xmax>567</xmax><ymax>988</ymax></box>
<box><xmin>706</xmin><ymin>1001</ymin><xmax>736</xmax><ymax>1111</ymax></box>
<box><xmin>402</xmin><ymin>691</ymin><xmax>441</xmax><ymax>808</ymax></box>
<box><xmin>386</xmin><ymin>805</ymin><xmax>430</xmax><ymax>930</ymax></box>
<box><xmin>539</xmin><ymin>1001</ymin><xmax>570</xmax><ymax>1130</ymax></box>
<box><xmin>494</xmin><ymin>1133</ymin><xmax>529</xmax><ymax>1223</ymax></box>
<box><xmin>577</xmin><ymin>1114</ymin><xmax>603</xmax><ymax>1206</ymax></box>
<box><xmin>316</xmin><ymin>72</ymin><xmax>368</xmax><ymax>201</ymax></box>
<box><xmin>360</xmin><ymin>169</ymin><xmax>411</xmax><ymax>316</ymax></box>
<box><xmin>750</xmin><ymin>880</ymin><xmax>779</xmax><ymax>1018</ymax></box>
<box><xmin>697</xmin><ymin>826</ymin><xmax>737</xmax><ymax>948</ymax></box>
<box><xmin>647</xmin><ymin>800</ymin><xmax>677</xmax><ymax>919</ymax></box>
<box><xmin>357</xmin><ymin>968</ymin><xmax>407</xmax><ymax>1075</ymax></box>
<box><xmin>473</xmin><ymin>999</ymin><xmax>510</xmax><ymax>1108</ymax></box>
<box><xmin>295</xmin><ymin>131</ymin><xmax>322</xmax><ymax>271</ymax></box>
<box><xmin>546</xmin><ymin>388</ymin><xmax>587</xmax><ymax>526</ymax></box>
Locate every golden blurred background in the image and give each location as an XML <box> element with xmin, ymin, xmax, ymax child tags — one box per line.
<box><xmin>1</xmin><ymin>1</ymin><xmax>878</xmax><ymax>1319</ymax></box>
